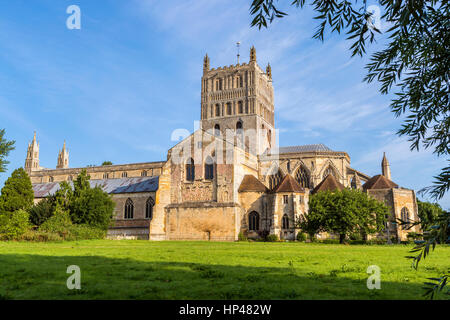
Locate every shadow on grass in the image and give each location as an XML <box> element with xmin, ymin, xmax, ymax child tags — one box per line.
<box><xmin>0</xmin><ymin>253</ymin><xmax>430</xmax><ymax>300</ymax></box>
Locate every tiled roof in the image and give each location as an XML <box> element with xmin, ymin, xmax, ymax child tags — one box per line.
<box><xmin>238</xmin><ymin>175</ymin><xmax>268</xmax><ymax>192</ymax></box>
<box><xmin>33</xmin><ymin>176</ymin><xmax>159</xmax><ymax>198</ymax></box>
<box><xmin>363</xmin><ymin>175</ymin><xmax>398</xmax><ymax>190</ymax></box>
<box><xmin>312</xmin><ymin>174</ymin><xmax>345</xmax><ymax>194</ymax></box>
<box><xmin>274</xmin><ymin>174</ymin><xmax>304</xmax><ymax>193</ymax></box>
<box><xmin>278</xmin><ymin>144</ymin><xmax>333</xmax><ymax>154</ymax></box>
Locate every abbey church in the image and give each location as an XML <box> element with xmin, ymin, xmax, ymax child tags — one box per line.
<box><xmin>27</xmin><ymin>47</ymin><xmax>420</xmax><ymax>241</ymax></box>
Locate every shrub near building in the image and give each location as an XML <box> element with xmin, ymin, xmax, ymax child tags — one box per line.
<box><xmin>0</xmin><ymin>169</ymin><xmax>115</xmax><ymax>241</ymax></box>
<box><xmin>0</xmin><ymin>168</ymin><xmax>34</xmax><ymax>240</ymax></box>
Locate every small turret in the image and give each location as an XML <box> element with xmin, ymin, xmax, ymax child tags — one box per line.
<box><xmin>266</xmin><ymin>63</ymin><xmax>272</xmax><ymax>79</ymax></box>
<box><xmin>57</xmin><ymin>140</ymin><xmax>69</xmax><ymax>169</ymax></box>
<box><xmin>381</xmin><ymin>152</ymin><xmax>391</xmax><ymax>180</ymax></box>
<box><xmin>250</xmin><ymin>46</ymin><xmax>256</xmax><ymax>62</ymax></box>
<box><xmin>203</xmin><ymin>54</ymin><xmax>210</xmax><ymax>73</ymax></box>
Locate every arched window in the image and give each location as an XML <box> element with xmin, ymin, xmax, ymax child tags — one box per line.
<box><xmin>282</xmin><ymin>214</ymin><xmax>289</xmax><ymax>229</ymax></box>
<box><xmin>122</xmin><ymin>172</ymin><xmax>128</xmax><ymax>178</ymax></box>
<box><xmin>248</xmin><ymin>211</ymin><xmax>260</xmax><ymax>231</ymax></box>
<box><xmin>238</xmin><ymin>101</ymin><xmax>243</xmax><ymax>114</ymax></box>
<box><xmin>146</xmin><ymin>197</ymin><xmax>155</xmax><ymax>220</ymax></box>
<box><xmin>268</xmin><ymin>170</ymin><xmax>283</xmax><ymax>190</ymax></box>
<box><xmin>214</xmin><ymin>124</ymin><xmax>220</xmax><ymax>136</ymax></box>
<box><xmin>295</xmin><ymin>166</ymin><xmax>310</xmax><ymax>189</ymax></box>
<box><xmin>322</xmin><ymin>166</ymin><xmax>335</xmax><ymax>179</ymax></box>
<box><xmin>227</xmin><ymin>102</ymin><xmax>232</xmax><ymax>115</ymax></box>
<box><xmin>141</xmin><ymin>170</ymin><xmax>147</xmax><ymax>177</ymax></box>
<box><xmin>401</xmin><ymin>207</ymin><xmax>410</xmax><ymax>229</ymax></box>
<box><xmin>215</xmin><ymin>104</ymin><xmax>221</xmax><ymax>117</ymax></box>
<box><xmin>236</xmin><ymin>121</ymin><xmax>243</xmax><ymax>131</ymax></box>
<box><xmin>49</xmin><ymin>176</ymin><xmax>54</xmax><ymax>182</ymax></box>
<box><xmin>186</xmin><ymin>158</ymin><xmax>195</xmax><ymax>181</ymax></box>
<box><xmin>124</xmin><ymin>198</ymin><xmax>134</xmax><ymax>219</ymax></box>
<box><xmin>205</xmin><ymin>156</ymin><xmax>214</xmax><ymax>180</ymax></box>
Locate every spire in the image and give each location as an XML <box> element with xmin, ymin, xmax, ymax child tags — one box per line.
<box><xmin>57</xmin><ymin>140</ymin><xmax>69</xmax><ymax>169</ymax></box>
<box><xmin>266</xmin><ymin>63</ymin><xmax>272</xmax><ymax>79</ymax></box>
<box><xmin>250</xmin><ymin>46</ymin><xmax>256</xmax><ymax>62</ymax></box>
<box><xmin>381</xmin><ymin>152</ymin><xmax>391</xmax><ymax>180</ymax></box>
<box><xmin>25</xmin><ymin>131</ymin><xmax>40</xmax><ymax>173</ymax></box>
<box><xmin>203</xmin><ymin>53</ymin><xmax>210</xmax><ymax>72</ymax></box>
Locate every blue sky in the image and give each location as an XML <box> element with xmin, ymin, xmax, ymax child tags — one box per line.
<box><xmin>0</xmin><ymin>0</ymin><xmax>448</xmax><ymax>209</ymax></box>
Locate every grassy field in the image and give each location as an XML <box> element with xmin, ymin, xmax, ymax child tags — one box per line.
<box><xmin>0</xmin><ymin>240</ymin><xmax>448</xmax><ymax>300</ymax></box>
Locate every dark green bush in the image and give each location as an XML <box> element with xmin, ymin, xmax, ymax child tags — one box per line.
<box><xmin>296</xmin><ymin>232</ymin><xmax>306</xmax><ymax>242</ymax></box>
<box><xmin>266</xmin><ymin>234</ymin><xmax>279</xmax><ymax>242</ymax></box>
<box><xmin>28</xmin><ymin>198</ymin><xmax>54</xmax><ymax>226</ymax></box>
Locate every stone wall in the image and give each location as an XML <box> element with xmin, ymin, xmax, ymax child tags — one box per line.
<box><xmin>165</xmin><ymin>203</ymin><xmax>240</xmax><ymax>241</ymax></box>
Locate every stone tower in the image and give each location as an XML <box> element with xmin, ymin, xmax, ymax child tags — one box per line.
<box><xmin>382</xmin><ymin>152</ymin><xmax>391</xmax><ymax>180</ymax></box>
<box><xmin>25</xmin><ymin>132</ymin><xmax>40</xmax><ymax>174</ymax></box>
<box><xmin>200</xmin><ymin>46</ymin><xmax>275</xmax><ymax>155</ymax></box>
<box><xmin>56</xmin><ymin>141</ymin><xmax>69</xmax><ymax>169</ymax></box>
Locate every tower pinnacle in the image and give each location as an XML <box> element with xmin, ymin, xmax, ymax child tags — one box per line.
<box><xmin>57</xmin><ymin>140</ymin><xmax>69</xmax><ymax>169</ymax></box>
<box><xmin>250</xmin><ymin>46</ymin><xmax>256</xmax><ymax>62</ymax></box>
<box><xmin>381</xmin><ymin>152</ymin><xmax>391</xmax><ymax>180</ymax></box>
<box><xmin>203</xmin><ymin>53</ymin><xmax>210</xmax><ymax>72</ymax></box>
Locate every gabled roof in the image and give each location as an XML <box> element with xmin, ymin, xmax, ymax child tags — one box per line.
<box><xmin>363</xmin><ymin>174</ymin><xmax>398</xmax><ymax>190</ymax></box>
<box><xmin>312</xmin><ymin>174</ymin><xmax>345</xmax><ymax>194</ymax></box>
<box><xmin>238</xmin><ymin>175</ymin><xmax>268</xmax><ymax>192</ymax></box>
<box><xmin>274</xmin><ymin>174</ymin><xmax>304</xmax><ymax>193</ymax></box>
<box><xmin>32</xmin><ymin>176</ymin><xmax>159</xmax><ymax>198</ymax></box>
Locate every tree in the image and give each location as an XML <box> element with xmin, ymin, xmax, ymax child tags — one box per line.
<box><xmin>0</xmin><ymin>129</ymin><xmax>15</xmax><ymax>173</ymax></box>
<box><xmin>102</xmin><ymin>161</ymin><xmax>113</xmax><ymax>166</ymax></box>
<box><xmin>28</xmin><ymin>197</ymin><xmax>55</xmax><ymax>226</ymax></box>
<box><xmin>0</xmin><ymin>168</ymin><xmax>34</xmax><ymax>214</ymax></box>
<box><xmin>250</xmin><ymin>0</ymin><xmax>450</xmax><ymax>200</ymax></box>
<box><xmin>407</xmin><ymin>210</ymin><xmax>449</xmax><ymax>299</ymax></box>
<box><xmin>68</xmin><ymin>169</ymin><xmax>115</xmax><ymax>230</ymax></box>
<box><xmin>417</xmin><ymin>200</ymin><xmax>444</xmax><ymax>230</ymax></box>
<box><xmin>301</xmin><ymin>189</ymin><xmax>388</xmax><ymax>243</ymax></box>
<box><xmin>0</xmin><ymin>209</ymin><xmax>30</xmax><ymax>240</ymax></box>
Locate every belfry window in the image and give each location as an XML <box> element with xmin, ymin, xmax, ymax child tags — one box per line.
<box><xmin>215</xmin><ymin>104</ymin><xmax>221</xmax><ymax>117</ymax></box>
<box><xmin>124</xmin><ymin>198</ymin><xmax>134</xmax><ymax>219</ymax></box>
<box><xmin>186</xmin><ymin>158</ymin><xmax>195</xmax><ymax>182</ymax></box>
<box><xmin>238</xmin><ymin>101</ymin><xmax>243</xmax><ymax>114</ymax></box>
<box><xmin>227</xmin><ymin>103</ymin><xmax>232</xmax><ymax>115</ymax></box>
<box><xmin>146</xmin><ymin>197</ymin><xmax>155</xmax><ymax>219</ymax></box>
<box><xmin>248</xmin><ymin>211</ymin><xmax>260</xmax><ymax>231</ymax></box>
<box><xmin>205</xmin><ymin>156</ymin><xmax>214</xmax><ymax>180</ymax></box>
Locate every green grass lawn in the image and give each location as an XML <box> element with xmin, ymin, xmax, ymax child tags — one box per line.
<box><xmin>0</xmin><ymin>240</ymin><xmax>448</xmax><ymax>300</ymax></box>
